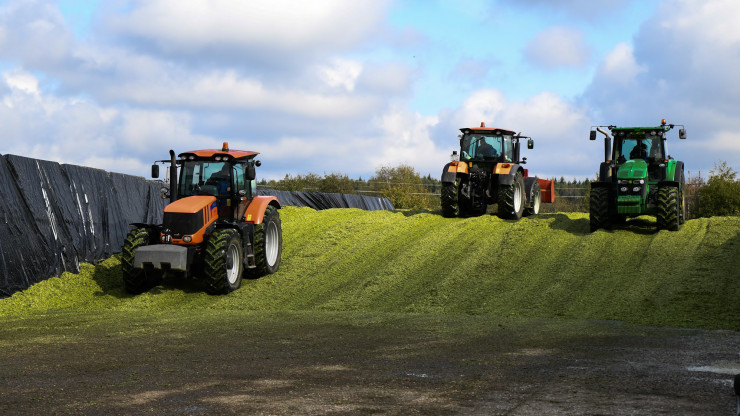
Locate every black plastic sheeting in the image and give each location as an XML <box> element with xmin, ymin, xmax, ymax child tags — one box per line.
<box><xmin>0</xmin><ymin>154</ymin><xmax>393</xmax><ymax>297</ymax></box>
<box><xmin>0</xmin><ymin>155</ymin><xmax>165</xmax><ymax>297</ymax></box>
<box><xmin>257</xmin><ymin>189</ymin><xmax>394</xmax><ymax>211</ymax></box>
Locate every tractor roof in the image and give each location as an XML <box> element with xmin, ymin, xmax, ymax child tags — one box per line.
<box><xmin>611</xmin><ymin>126</ymin><xmax>670</xmax><ymax>132</ymax></box>
<box><xmin>460</xmin><ymin>122</ymin><xmax>516</xmax><ymax>136</ymax></box>
<box><xmin>178</xmin><ymin>142</ymin><xmax>258</xmax><ymax>161</ymax></box>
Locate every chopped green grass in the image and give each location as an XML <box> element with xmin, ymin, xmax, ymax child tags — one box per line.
<box><xmin>1</xmin><ymin>207</ymin><xmax>739</xmax><ymax>330</ymax></box>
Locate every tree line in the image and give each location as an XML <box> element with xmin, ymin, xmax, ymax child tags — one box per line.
<box><xmin>258</xmin><ymin>161</ymin><xmax>740</xmax><ymax>218</ymax></box>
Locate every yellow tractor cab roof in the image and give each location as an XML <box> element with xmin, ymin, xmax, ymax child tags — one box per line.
<box><xmin>178</xmin><ymin>142</ymin><xmax>258</xmax><ymax>162</ymax></box>
<box><xmin>460</xmin><ymin>122</ymin><xmax>516</xmax><ymax>136</ymax></box>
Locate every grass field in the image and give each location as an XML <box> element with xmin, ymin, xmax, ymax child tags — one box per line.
<box><xmin>2</xmin><ymin>207</ymin><xmax>738</xmax><ymax>330</ymax></box>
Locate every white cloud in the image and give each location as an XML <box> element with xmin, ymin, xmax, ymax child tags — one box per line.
<box><xmin>524</xmin><ymin>26</ymin><xmax>591</xmax><ymax>70</ymax></box>
<box><xmin>584</xmin><ymin>0</ymin><xmax>740</xmax><ymax>174</ymax></box>
<box><xmin>598</xmin><ymin>43</ymin><xmax>646</xmax><ymax>86</ymax></box>
<box><xmin>316</xmin><ymin>58</ymin><xmax>363</xmax><ymax>92</ymax></box>
<box><xmin>104</xmin><ymin>0</ymin><xmax>392</xmax><ymax>64</ymax></box>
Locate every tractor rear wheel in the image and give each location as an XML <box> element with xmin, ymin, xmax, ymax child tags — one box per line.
<box><xmin>524</xmin><ymin>182</ymin><xmax>541</xmax><ymax>216</ymax></box>
<box><xmin>657</xmin><ymin>186</ymin><xmax>680</xmax><ymax>231</ymax></box>
<box><xmin>679</xmin><ymin>171</ymin><xmax>686</xmax><ymax>224</ymax></box>
<box><xmin>498</xmin><ymin>171</ymin><xmax>525</xmax><ymax>220</ymax></box>
<box><xmin>589</xmin><ymin>187</ymin><xmax>610</xmax><ymax>232</ymax></box>
<box><xmin>440</xmin><ymin>180</ymin><xmax>459</xmax><ymax>217</ymax></box>
<box><xmin>246</xmin><ymin>205</ymin><xmax>282</xmax><ymax>278</ymax></box>
<box><xmin>121</xmin><ymin>228</ymin><xmax>161</xmax><ymax>294</ymax></box>
<box><xmin>204</xmin><ymin>229</ymin><xmax>243</xmax><ymax>294</ymax></box>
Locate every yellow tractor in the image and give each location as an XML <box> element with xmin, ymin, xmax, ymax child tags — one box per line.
<box><xmin>121</xmin><ymin>143</ymin><xmax>282</xmax><ymax>294</ymax></box>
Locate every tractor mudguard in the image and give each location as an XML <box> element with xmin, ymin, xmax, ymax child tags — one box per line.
<box><xmin>524</xmin><ymin>177</ymin><xmax>538</xmax><ymax>201</ymax></box>
<box><xmin>243</xmin><ymin>196</ymin><xmax>281</xmax><ymax>225</ymax></box>
<box><xmin>441</xmin><ymin>162</ymin><xmax>468</xmax><ymax>183</ymax></box>
<box><xmin>599</xmin><ymin>162</ymin><xmax>613</xmax><ymax>182</ymax></box>
<box><xmin>441</xmin><ymin>163</ymin><xmax>457</xmax><ymax>183</ymax></box>
<box><xmin>590</xmin><ymin>181</ymin><xmax>612</xmax><ymax>189</ymax></box>
<box><xmin>496</xmin><ymin>165</ymin><xmax>522</xmax><ymax>186</ymax></box>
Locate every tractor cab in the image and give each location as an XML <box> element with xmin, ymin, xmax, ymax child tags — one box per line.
<box><xmin>611</xmin><ymin>126</ymin><xmax>670</xmax><ymax>182</ymax></box>
<box><xmin>457</xmin><ymin>123</ymin><xmax>532</xmax><ymax>168</ymax></box>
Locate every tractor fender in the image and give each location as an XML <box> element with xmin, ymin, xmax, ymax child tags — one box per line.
<box><xmin>441</xmin><ymin>163</ymin><xmax>456</xmax><ymax>183</ymax></box>
<box><xmin>599</xmin><ymin>162</ymin><xmax>613</xmax><ymax>182</ymax></box>
<box><xmin>244</xmin><ymin>196</ymin><xmax>281</xmax><ymax>225</ymax></box>
<box><xmin>524</xmin><ymin>177</ymin><xmax>538</xmax><ymax>203</ymax></box>
<box><xmin>441</xmin><ymin>161</ymin><xmax>468</xmax><ymax>183</ymax></box>
<box><xmin>496</xmin><ymin>164</ymin><xmax>523</xmax><ymax>186</ymax></box>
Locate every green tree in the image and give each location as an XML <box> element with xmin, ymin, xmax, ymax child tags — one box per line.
<box><xmin>370</xmin><ymin>164</ymin><xmax>429</xmax><ymax>209</ymax></box>
<box><xmin>318</xmin><ymin>173</ymin><xmax>356</xmax><ymax>194</ymax></box>
<box><xmin>696</xmin><ymin>161</ymin><xmax>740</xmax><ymax>217</ymax></box>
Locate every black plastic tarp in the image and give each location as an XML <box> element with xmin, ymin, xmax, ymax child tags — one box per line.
<box><xmin>0</xmin><ymin>154</ymin><xmax>393</xmax><ymax>297</ymax></box>
<box><xmin>257</xmin><ymin>189</ymin><xmax>394</xmax><ymax>211</ymax></box>
<box><xmin>0</xmin><ymin>155</ymin><xmax>165</xmax><ymax>297</ymax></box>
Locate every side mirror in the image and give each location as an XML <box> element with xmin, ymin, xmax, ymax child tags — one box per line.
<box><xmin>679</xmin><ymin>128</ymin><xmax>686</xmax><ymax>139</ymax></box>
<box><xmin>527</xmin><ymin>138</ymin><xmax>534</xmax><ymax>149</ymax></box>
<box><xmin>151</xmin><ymin>164</ymin><xmax>160</xmax><ymax>178</ymax></box>
<box><xmin>589</xmin><ymin>130</ymin><xmax>597</xmax><ymax>141</ymax></box>
<box><xmin>246</xmin><ymin>165</ymin><xmax>256</xmax><ymax>181</ymax></box>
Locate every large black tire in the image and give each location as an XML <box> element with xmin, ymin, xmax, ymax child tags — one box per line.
<box><xmin>679</xmin><ymin>171</ymin><xmax>686</xmax><ymax>224</ymax></box>
<box><xmin>589</xmin><ymin>187</ymin><xmax>610</xmax><ymax>232</ymax></box>
<box><xmin>121</xmin><ymin>228</ymin><xmax>161</xmax><ymax>294</ymax></box>
<box><xmin>246</xmin><ymin>205</ymin><xmax>282</xmax><ymax>278</ymax></box>
<box><xmin>440</xmin><ymin>181</ymin><xmax>459</xmax><ymax>217</ymax></box>
<box><xmin>657</xmin><ymin>186</ymin><xmax>680</xmax><ymax>231</ymax></box>
<box><xmin>498</xmin><ymin>171</ymin><xmax>525</xmax><ymax>220</ymax></box>
<box><xmin>524</xmin><ymin>182</ymin><xmax>541</xmax><ymax>216</ymax></box>
<box><xmin>204</xmin><ymin>229</ymin><xmax>243</xmax><ymax>294</ymax></box>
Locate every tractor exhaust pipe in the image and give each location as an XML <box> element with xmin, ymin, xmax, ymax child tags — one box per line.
<box><xmin>169</xmin><ymin>149</ymin><xmax>178</xmax><ymax>202</ymax></box>
<box><xmin>596</xmin><ymin>127</ymin><xmax>611</xmax><ymax>162</ymax></box>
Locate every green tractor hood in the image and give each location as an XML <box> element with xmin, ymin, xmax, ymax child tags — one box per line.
<box><xmin>617</xmin><ymin>159</ymin><xmax>648</xmax><ymax>180</ymax></box>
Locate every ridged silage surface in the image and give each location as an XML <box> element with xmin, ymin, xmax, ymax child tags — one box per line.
<box><xmin>1</xmin><ymin>207</ymin><xmax>738</xmax><ymax>329</ymax></box>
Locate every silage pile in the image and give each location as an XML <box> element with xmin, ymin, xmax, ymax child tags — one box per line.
<box><xmin>1</xmin><ymin>207</ymin><xmax>738</xmax><ymax>329</ymax></box>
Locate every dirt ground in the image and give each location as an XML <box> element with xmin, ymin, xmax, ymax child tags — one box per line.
<box><xmin>1</xmin><ymin>311</ymin><xmax>739</xmax><ymax>415</ymax></box>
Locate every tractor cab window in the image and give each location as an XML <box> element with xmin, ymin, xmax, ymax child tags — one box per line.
<box><xmin>179</xmin><ymin>161</ymin><xmax>233</xmax><ymax>197</ymax></box>
<box><xmin>460</xmin><ymin>134</ymin><xmax>507</xmax><ymax>161</ymax></box>
<box><xmin>232</xmin><ymin>163</ymin><xmax>247</xmax><ymax>196</ymax></box>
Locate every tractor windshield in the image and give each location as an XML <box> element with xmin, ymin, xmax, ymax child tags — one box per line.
<box><xmin>460</xmin><ymin>133</ymin><xmax>513</xmax><ymax>162</ymax></box>
<box><xmin>178</xmin><ymin>161</ymin><xmax>233</xmax><ymax>198</ymax></box>
<box><xmin>614</xmin><ymin>130</ymin><xmax>665</xmax><ymax>163</ymax></box>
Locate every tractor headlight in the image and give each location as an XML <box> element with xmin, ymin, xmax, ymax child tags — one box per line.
<box><xmin>635</xmin><ymin>179</ymin><xmax>645</xmax><ymax>184</ymax></box>
<box><xmin>618</xmin><ymin>179</ymin><xmax>628</xmax><ymax>185</ymax></box>
<box><xmin>620</xmin><ymin>186</ymin><xmax>628</xmax><ymax>192</ymax></box>
<box><xmin>183</xmin><ymin>236</ymin><xmax>192</xmax><ymax>243</ymax></box>
<box><xmin>632</xmin><ymin>186</ymin><xmax>641</xmax><ymax>192</ymax></box>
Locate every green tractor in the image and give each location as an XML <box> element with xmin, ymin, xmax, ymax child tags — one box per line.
<box><xmin>589</xmin><ymin>119</ymin><xmax>687</xmax><ymax>232</ymax></box>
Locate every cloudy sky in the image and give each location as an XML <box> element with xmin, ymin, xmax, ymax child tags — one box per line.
<box><xmin>0</xmin><ymin>0</ymin><xmax>738</xmax><ymax>181</ymax></box>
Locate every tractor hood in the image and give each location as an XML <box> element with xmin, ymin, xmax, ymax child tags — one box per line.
<box><xmin>617</xmin><ymin>159</ymin><xmax>648</xmax><ymax>180</ymax></box>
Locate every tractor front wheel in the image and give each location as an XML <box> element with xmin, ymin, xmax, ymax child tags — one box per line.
<box><xmin>440</xmin><ymin>180</ymin><xmax>459</xmax><ymax>217</ymax></box>
<box><xmin>657</xmin><ymin>186</ymin><xmax>680</xmax><ymax>231</ymax></box>
<box><xmin>204</xmin><ymin>229</ymin><xmax>243</xmax><ymax>294</ymax></box>
<box><xmin>589</xmin><ymin>187</ymin><xmax>610</xmax><ymax>232</ymax></box>
<box><xmin>524</xmin><ymin>181</ymin><xmax>541</xmax><ymax>216</ymax></box>
<box><xmin>246</xmin><ymin>205</ymin><xmax>282</xmax><ymax>278</ymax></box>
<box><xmin>498</xmin><ymin>171</ymin><xmax>525</xmax><ymax>220</ymax></box>
<box><xmin>121</xmin><ymin>228</ymin><xmax>161</xmax><ymax>294</ymax></box>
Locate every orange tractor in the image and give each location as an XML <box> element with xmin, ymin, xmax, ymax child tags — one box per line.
<box><xmin>441</xmin><ymin>123</ymin><xmax>555</xmax><ymax>218</ymax></box>
<box><xmin>122</xmin><ymin>143</ymin><xmax>282</xmax><ymax>294</ymax></box>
